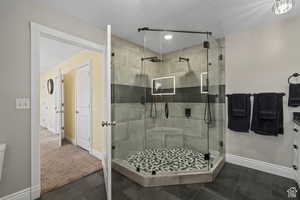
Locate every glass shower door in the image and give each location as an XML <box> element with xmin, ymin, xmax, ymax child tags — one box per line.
<box><xmin>103</xmin><ymin>25</ymin><xmax>112</xmax><ymax>200</ymax></box>
<box><xmin>207</xmin><ymin>37</ymin><xmax>226</xmax><ymax>168</ymax></box>
<box><xmin>143</xmin><ymin>30</ymin><xmax>211</xmax><ymax>174</ymax></box>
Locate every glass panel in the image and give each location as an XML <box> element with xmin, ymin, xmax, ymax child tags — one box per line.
<box><xmin>208</xmin><ymin>37</ymin><xmax>226</xmax><ymax>168</ymax></box>
<box><xmin>111</xmin><ymin>29</ymin><xmax>225</xmax><ymax>189</ymax></box>
<box><xmin>104</xmin><ymin>25</ymin><xmax>112</xmax><ymax>200</ymax></box>
<box><xmin>142</xmin><ymin>31</ymin><xmax>210</xmax><ymax>174</ymax></box>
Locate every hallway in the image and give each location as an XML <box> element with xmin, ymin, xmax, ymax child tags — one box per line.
<box><xmin>40</xmin><ymin>128</ymin><xmax>102</xmax><ymax>193</ymax></box>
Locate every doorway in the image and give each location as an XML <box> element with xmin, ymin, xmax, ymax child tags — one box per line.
<box><xmin>31</xmin><ymin>23</ymin><xmax>109</xmax><ymax>199</ymax></box>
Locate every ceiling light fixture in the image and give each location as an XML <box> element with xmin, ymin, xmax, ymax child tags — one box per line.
<box><xmin>164</xmin><ymin>34</ymin><xmax>173</xmax><ymax>40</ymax></box>
<box><xmin>272</xmin><ymin>0</ymin><xmax>295</xmax><ymax>15</ymax></box>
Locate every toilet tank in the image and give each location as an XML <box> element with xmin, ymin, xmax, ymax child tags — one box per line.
<box><xmin>0</xmin><ymin>144</ymin><xmax>6</xmax><ymax>181</ymax></box>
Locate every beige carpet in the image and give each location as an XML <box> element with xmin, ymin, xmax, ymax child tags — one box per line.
<box><xmin>40</xmin><ymin>129</ymin><xmax>102</xmax><ymax>194</ymax></box>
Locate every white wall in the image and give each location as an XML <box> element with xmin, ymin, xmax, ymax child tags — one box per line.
<box><xmin>0</xmin><ymin>0</ymin><xmax>105</xmax><ymax>197</ymax></box>
<box><xmin>225</xmin><ymin>15</ymin><xmax>300</xmax><ymax>167</ymax></box>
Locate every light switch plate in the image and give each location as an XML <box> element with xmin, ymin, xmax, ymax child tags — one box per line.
<box><xmin>16</xmin><ymin>98</ymin><xmax>30</xmax><ymax>109</ymax></box>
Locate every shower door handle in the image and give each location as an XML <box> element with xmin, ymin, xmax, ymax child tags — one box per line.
<box><xmin>102</xmin><ymin>121</ymin><xmax>109</xmax><ymax>127</ymax></box>
<box><xmin>101</xmin><ymin>121</ymin><xmax>117</xmax><ymax>127</ymax></box>
<box><xmin>110</xmin><ymin>121</ymin><xmax>117</xmax><ymax>126</ymax></box>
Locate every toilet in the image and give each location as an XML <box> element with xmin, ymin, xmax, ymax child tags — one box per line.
<box><xmin>0</xmin><ymin>144</ymin><xmax>6</xmax><ymax>181</ymax></box>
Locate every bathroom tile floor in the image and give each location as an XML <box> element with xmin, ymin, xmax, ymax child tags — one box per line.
<box><xmin>39</xmin><ymin>163</ymin><xmax>299</xmax><ymax>200</ymax></box>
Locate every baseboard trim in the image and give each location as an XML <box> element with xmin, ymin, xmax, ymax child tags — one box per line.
<box><xmin>30</xmin><ymin>185</ymin><xmax>40</xmax><ymax>200</ymax></box>
<box><xmin>64</xmin><ymin>136</ymin><xmax>75</xmax><ymax>145</ymax></box>
<box><xmin>47</xmin><ymin>127</ymin><xmax>56</xmax><ymax>134</ymax></box>
<box><xmin>0</xmin><ymin>185</ymin><xmax>40</xmax><ymax>200</ymax></box>
<box><xmin>226</xmin><ymin>154</ymin><xmax>294</xmax><ymax>179</ymax></box>
<box><xmin>91</xmin><ymin>149</ymin><xmax>104</xmax><ymax>161</ymax></box>
<box><xmin>0</xmin><ymin>188</ymin><xmax>30</xmax><ymax>200</ymax></box>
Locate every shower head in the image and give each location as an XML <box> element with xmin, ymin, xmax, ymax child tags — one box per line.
<box><xmin>141</xmin><ymin>56</ymin><xmax>163</xmax><ymax>63</ymax></box>
<box><xmin>179</xmin><ymin>57</ymin><xmax>190</xmax><ymax>63</ymax></box>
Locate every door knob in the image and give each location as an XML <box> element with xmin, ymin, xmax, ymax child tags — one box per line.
<box><xmin>102</xmin><ymin>121</ymin><xmax>108</xmax><ymax>127</ymax></box>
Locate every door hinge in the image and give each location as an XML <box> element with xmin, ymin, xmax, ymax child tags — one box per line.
<box><xmin>61</xmin><ymin>127</ymin><xmax>64</xmax><ymax>130</ymax></box>
<box><xmin>61</xmin><ymin>103</ymin><xmax>64</xmax><ymax>107</ymax></box>
<box><xmin>61</xmin><ymin>80</ymin><xmax>64</xmax><ymax>83</ymax></box>
<box><xmin>204</xmin><ymin>153</ymin><xmax>210</xmax><ymax>161</ymax></box>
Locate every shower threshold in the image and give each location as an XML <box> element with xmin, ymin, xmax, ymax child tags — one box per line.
<box><xmin>112</xmin><ymin>148</ymin><xmax>225</xmax><ymax>187</ymax></box>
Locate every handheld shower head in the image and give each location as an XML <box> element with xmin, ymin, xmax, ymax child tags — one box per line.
<box><xmin>179</xmin><ymin>57</ymin><xmax>190</xmax><ymax>63</ymax></box>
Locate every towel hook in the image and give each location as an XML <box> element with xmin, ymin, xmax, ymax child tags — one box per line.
<box><xmin>288</xmin><ymin>73</ymin><xmax>300</xmax><ymax>84</ymax></box>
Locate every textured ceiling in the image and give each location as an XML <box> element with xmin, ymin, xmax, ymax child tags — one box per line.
<box><xmin>32</xmin><ymin>0</ymin><xmax>300</xmax><ymax>52</ymax></box>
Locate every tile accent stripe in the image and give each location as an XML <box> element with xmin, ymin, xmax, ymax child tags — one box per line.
<box><xmin>112</xmin><ymin>84</ymin><xmax>225</xmax><ymax>104</ymax></box>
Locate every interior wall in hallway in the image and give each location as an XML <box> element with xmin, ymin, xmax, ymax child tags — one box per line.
<box><xmin>40</xmin><ymin>50</ymin><xmax>105</xmax><ymax>153</ymax></box>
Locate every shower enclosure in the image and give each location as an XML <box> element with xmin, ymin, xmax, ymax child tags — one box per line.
<box><xmin>111</xmin><ymin>28</ymin><xmax>225</xmax><ymax>186</ymax></box>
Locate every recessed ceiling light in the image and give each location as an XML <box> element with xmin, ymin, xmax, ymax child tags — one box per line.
<box><xmin>273</xmin><ymin>0</ymin><xmax>295</xmax><ymax>15</ymax></box>
<box><xmin>164</xmin><ymin>34</ymin><xmax>173</xmax><ymax>40</ymax></box>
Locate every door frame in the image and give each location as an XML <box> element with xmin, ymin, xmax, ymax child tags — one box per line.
<box><xmin>74</xmin><ymin>61</ymin><xmax>92</xmax><ymax>153</ymax></box>
<box><xmin>30</xmin><ymin>22</ymin><xmax>105</xmax><ymax>199</ymax></box>
<box><xmin>54</xmin><ymin>71</ymin><xmax>64</xmax><ymax>146</ymax></box>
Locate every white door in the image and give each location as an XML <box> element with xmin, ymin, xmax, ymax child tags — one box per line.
<box><xmin>76</xmin><ymin>64</ymin><xmax>91</xmax><ymax>151</ymax></box>
<box><xmin>55</xmin><ymin>71</ymin><xmax>64</xmax><ymax>146</ymax></box>
<box><xmin>103</xmin><ymin>25</ymin><xmax>112</xmax><ymax>200</ymax></box>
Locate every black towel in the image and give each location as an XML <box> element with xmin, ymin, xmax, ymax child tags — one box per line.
<box><xmin>251</xmin><ymin>93</ymin><xmax>284</xmax><ymax>136</ymax></box>
<box><xmin>288</xmin><ymin>83</ymin><xmax>300</xmax><ymax>107</ymax></box>
<box><xmin>227</xmin><ymin>94</ymin><xmax>251</xmax><ymax>132</ymax></box>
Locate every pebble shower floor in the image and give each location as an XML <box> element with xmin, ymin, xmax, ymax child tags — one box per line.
<box><xmin>127</xmin><ymin>147</ymin><xmax>208</xmax><ymax>175</ymax></box>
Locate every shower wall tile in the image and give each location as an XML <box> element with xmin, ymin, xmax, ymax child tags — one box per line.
<box><xmin>112</xmin><ymin>122</ymin><xmax>129</xmax><ymax>142</ymax></box>
<box><xmin>112</xmin><ymin>84</ymin><xmax>146</xmax><ymax>104</ymax></box>
<box><xmin>165</xmin><ymin>134</ymin><xmax>184</xmax><ymax>147</ymax></box>
<box><xmin>111</xmin><ymin>84</ymin><xmax>225</xmax><ymax>104</ymax></box>
<box><xmin>184</xmin><ymin>119</ymin><xmax>207</xmax><ymax>139</ymax></box>
<box><xmin>212</xmin><ymin>104</ymin><xmax>226</xmax><ymax>121</ymax></box>
<box><xmin>113</xmin><ymin>119</ymin><xmax>145</xmax><ymax>159</ymax></box>
<box><xmin>208</xmin><ymin>120</ymin><xmax>225</xmax><ymax>153</ymax></box>
<box><xmin>128</xmin><ymin>120</ymin><xmax>145</xmax><ymax>142</ymax></box>
<box><xmin>112</xmin><ymin>103</ymin><xmax>144</xmax><ymax>122</ymax></box>
<box><xmin>146</xmin><ymin>127</ymin><xmax>184</xmax><ymax>148</ymax></box>
<box><xmin>111</xmin><ymin>36</ymin><xmax>225</xmax><ymax>159</ymax></box>
<box><xmin>114</xmin><ymin>139</ymin><xmax>143</xmax><ymax>159</ymax></box>
<box><xmin>147</xmin><ymin>131</ymin><xmax>164</xmax><ymax>149</ymax></box>
<box><xmin>184</xmin><ymin>136</ymin><xmax>208</xmax><ymax>152</ymax></box>
<box><xmin>112</xmin><ymin>36</ymin><xmax>158</xmax><ymax>87</ymax></box>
